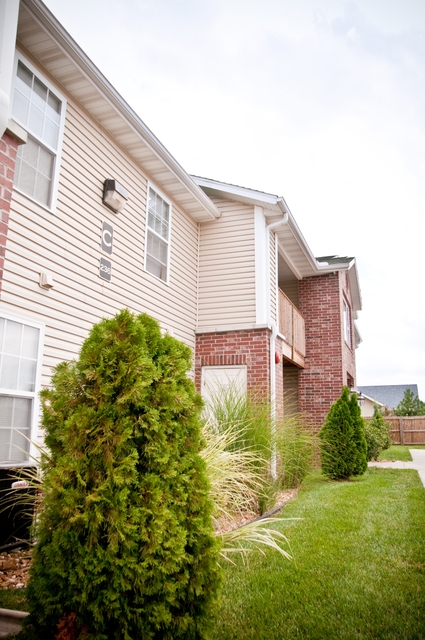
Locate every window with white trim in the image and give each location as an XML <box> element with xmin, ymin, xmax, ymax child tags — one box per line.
<box><xmin>0</xmin><ymin>315</ymin><xmax>42</xmax><ymax>465</ymax></box>
<box><xmin>145</xmin><ymin>186</ymin><xmax>171</xmax><ymax>282</ymax></box>
<box><xmin>343</xmin><ymin>299</ymin><xmax>352</xmax><ymax>348</ymax></box>
<box><xmin>11</xmin><ymin>56</ymin><xmax>65</xmax><ymax>209</ymax></box>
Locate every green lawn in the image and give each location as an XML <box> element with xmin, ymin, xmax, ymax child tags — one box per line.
<box><xmin>378</xmin><ymin>444</ymin><xmax>425</xmax><ymax>461</ymax></box>
<box><xmin>214</xmin><ymin>469</ymin><xmax>425</xmax><ymax>640</ymax></box>
<box><xmin>2</xmin><ymin>470</ymin><xmax>424</xmax><ymax>638</ymax></box>
<box><xmin>0</xmin><ymin>587</ymin><xmax>28</xmax><ymax>611</ymax></box>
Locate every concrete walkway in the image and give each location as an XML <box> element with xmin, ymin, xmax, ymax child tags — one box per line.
<box><xmin>368</xmin><ymin>448</ymin><xmax>425</xmax><ymax>487</ymax></box>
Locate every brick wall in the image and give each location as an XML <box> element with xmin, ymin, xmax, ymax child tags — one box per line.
<box><xmin>195</xmin><ymin>327</ymin><xmax>271</xmax><ymax>400</ymax></box>
<box><xmin>0</xmin><ymin>132</ymin><xmax>18</xmax><ymax>298</ymax></box>
<box><xmin>298</xmin><ymin>271</ymin><xmax>357</xmax><ymax>431</ymax></box>
<box><xmin>341</xmin><ymin>270</ymin><xmax>357</xmax><ymax>387</ymax></box>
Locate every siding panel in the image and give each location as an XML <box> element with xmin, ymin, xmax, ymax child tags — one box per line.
<box><xmin>198</xmin><ymin>199</ymin><xmax>256</xmax><ymax>328</ymax></box>
<box><xmin>3</xmin><ymin>96</ymin><xmax>199</xmax><ymax>400</ymax></box>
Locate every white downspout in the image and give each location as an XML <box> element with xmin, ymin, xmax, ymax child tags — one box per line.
<box><xmin>266</xmin><ymin>206</ymin><xmax>289</xmax><ymax>478</ymax></box>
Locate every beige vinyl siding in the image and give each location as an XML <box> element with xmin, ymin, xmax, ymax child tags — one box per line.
<box><xmin>198</xmin><ymin>198</ymin><xmax>256</xmax><ymax>328</ymax></box>
<box><xmin>269</xmin><ymin>231</ymin><xmax>277</xmax><ymax>324</ymax></box>
<box><xmin>2</xmin><ymin>88</ymin><xmax>199</xmax><ymax>391</ymax></box>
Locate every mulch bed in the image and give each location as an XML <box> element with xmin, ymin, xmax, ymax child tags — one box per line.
<box><xmin>0</xmin><ymin>549</ymin><xmax>32</xmax><ymax>590</ymax></box>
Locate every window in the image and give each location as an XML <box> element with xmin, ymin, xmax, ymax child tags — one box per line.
<box><xmin>343</xmin><ymin>299</ymin><xmax>352</xmax><ymax>348</ymax></box>
<box><xmin>145</xmin><ymin>186</ymin><xmax>171</xmax><ymax>282</ymax></box>
<box><xmin>12</xmin><ymin>56</ymin><xmax>65</xmax><ymax>209</ymax></box>
<box><xmin>0</xmin><ymin>315</ymin><xmax>43</xmax><ymax>465</ymax></box>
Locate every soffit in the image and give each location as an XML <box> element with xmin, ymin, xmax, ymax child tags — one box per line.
<box><xmin>16</xmin><ymin>1</ymin><xmax>220</xmax><ymax>223</ymax></box>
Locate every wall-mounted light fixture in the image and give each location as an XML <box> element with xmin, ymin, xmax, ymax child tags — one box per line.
<box><xmin>102</xmin><ymin>179</ymin><xmax>128</xmax><ymax>213</ymax></box>
<box><xmin>350</xmin><ymin>387</ymin><xmax>365</xmax><ymax>408</ymax></box>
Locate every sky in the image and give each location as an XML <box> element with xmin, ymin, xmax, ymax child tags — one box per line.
<box><xmin>43</xmin><ymin>0</ymin><xmax>425</xmax><ymax>399</ymax></box>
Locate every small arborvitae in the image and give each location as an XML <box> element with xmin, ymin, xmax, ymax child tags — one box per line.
<box><xmin>20</xmin><ymin>309</ymin><xmax>222</xmax><ymax>640</ymax></box>
<box><xmin>319</xmin><ymin>386</ymin><xmax>367</xmax><ymax>480</ymax></box>
<box><xmin>364</xmin><ymin>404</ymin><xmax>392</xmax><ymax>461</ymax></box>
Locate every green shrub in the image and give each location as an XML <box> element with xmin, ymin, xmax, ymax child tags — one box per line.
<box><xmin>364</xmin><ymin>405</ymin><xmax>392</xmax><ymax>461</ymax></box>
<box><xmin>349</xmin><ymin>390</ymin><xmax>368</xmax><ymax>475</ymax></box>
<box><xmin>319</xmin><ymin>387</ymin><xmax>367</xmax><ymax>480</ymax></box>
<box><xmin>20</xmin><ymin>309</ymin><xmax>221</xmax><ymax>640</ymax></box>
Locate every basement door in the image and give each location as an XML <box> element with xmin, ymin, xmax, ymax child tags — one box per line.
<box><xmin>201</xmin><ymin>365</ymin><xmax>247</xmax><ymax>412</ymax></box>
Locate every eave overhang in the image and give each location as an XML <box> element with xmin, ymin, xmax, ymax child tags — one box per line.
<box><xmin>193</xmin><ymin>176</ymin><xmax>362</xmax><ymax>314</ymax></box>
<box><xmin>16</xmin><ymin>0</ymin><xmax>220</xmax><ymax>223</ymax></box>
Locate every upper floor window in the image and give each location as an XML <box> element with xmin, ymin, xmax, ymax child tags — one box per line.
<box><xmin>145</xmin><ymin>186</ymin><xmax>171</xmax><ymax>282</ymax></box>
<box><xmin>0</xmin><ymin>314</ymin><xmax>43</xmax><ymax>466</ymax></box>
<box><xmin>343</xmin><ymin>299</ymin><xmax>352</xmax><ymax>348</ymax></box>
<box><xmin>12</xmin><ymin>56</ymin><xmax>65</xmax><ymax>209</ymax></box>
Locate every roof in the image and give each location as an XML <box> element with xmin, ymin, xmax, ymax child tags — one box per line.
<box><xmin>316</xmin><ymin>255</ymin><xmax>355</xmax><ymax>266</ymax></box>
<box><xmin>15</xmin><ymin>0</ymin><xmax>220</xmax><ymax>223</ymax></box>
<box><xmin>357</xmin><ymin>385</ymin><xmax>419</xmax><ymax>409</ymax></box>
<box><xmin>192</xmin><ymin>176</ymin><xmax>362</xmax><ymax>314</ymax></box>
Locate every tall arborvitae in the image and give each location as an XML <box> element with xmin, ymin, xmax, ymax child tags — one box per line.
<box><xmin>349</xmin><ymin>391</ymin><xmax>368</xmax><ymax>476</ymax></box>
<box><xmin>20</xmin><ymin>309</ymin><xmax>222</xmax><ymax>640</ymax></box>
<box><xmin>319</xmin><ymin>386</ymin><xmax>367</xmax><ymax>480</ymax></box>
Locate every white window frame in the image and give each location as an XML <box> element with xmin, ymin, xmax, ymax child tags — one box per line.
<box><xmin>0</xmin><ymin>311</ymin><xmax>44</xmax><ymax>468</ymax></box>
<box><xmin>11</xmin><ymin>51</ymin><xmax>67</xmax><ymax>213</ymax></box>
<box><xmin>144</xmin><ymin>183</ymin><xmax>172</xmax><ymax>284</ymax></box>
<box><xmin>343</xmin><ymin>298</ymin><xmax>352</xmax><ymax>349</ymax></box>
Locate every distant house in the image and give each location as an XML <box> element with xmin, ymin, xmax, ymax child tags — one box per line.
<box><xmin>0</xmin><ymin>0</ymin><xmax>363</xmax><ymax>476</ymax></box>
<box><xmin>358</xmin><ymin>385</ymin><xmax>419</xmax><ymax>416</ymax></box>
<box><xmin>357</xmin><ymin>392</ymin><xmax>386</xmax><ymax>418</ymax></box>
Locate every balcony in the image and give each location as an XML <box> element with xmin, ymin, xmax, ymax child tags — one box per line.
<box><xmin>278</xmin><ymin>289</ymin><xmax>305</xmax><ymax>368</ymax></box>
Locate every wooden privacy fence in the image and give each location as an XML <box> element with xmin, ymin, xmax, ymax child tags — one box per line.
<box><xmin>379</xmin><ymin>416</ymin><xmax>425</xmax><ymax>445</ymax></box>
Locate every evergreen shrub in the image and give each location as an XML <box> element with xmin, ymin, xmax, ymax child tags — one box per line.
<box><xmin>20</xmin><ymin>309</ymin><xmax>221</xmax><ymax>640</ymax></box>
<box><xmin>319</xmin><ymin>386</ymin><xmax>367</xmax><ymax>480</ymax></box>
<box><xmin>364</xmin><ymin>405</ymin><xmax>392</xmax><ymax>461</ymax></box>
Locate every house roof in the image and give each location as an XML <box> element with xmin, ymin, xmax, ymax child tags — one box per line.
<box><xmin>15</xmin><ymin>0</ymin><xmax>220</xmax><ymax>223</ymax></box>
<box><xmin>317</xmin><ymin>255</ymin><xmax>355</xmax><ymax>266</ymax></box>
<box><xmin>192</xmin><ymin>176</ymin><xmax>362</xmax><ymax>314</ymax></box>
<box><xmin>360</xmin><ymin>393</ymin><xmax>385</xmax><ymax>408</ymax></box>
<box><xmin>357</xmin><ymin>385</ymin><xmax>419</xmax><ymax>409</ymax></box>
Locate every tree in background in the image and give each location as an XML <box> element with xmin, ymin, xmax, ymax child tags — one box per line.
<box><xmin>364</xmin><ymin>404</ymin><xmax>392</xmax><ymax>461</ymax></box>
<box><xmin>20</xmin><ymin>309</ymin><xmax>221</xmax><ymax>640</ymax></box>
<box><xmin>394</xmin><ymin>389</ymin><xmax>425</xmax><ymax>416</ymax></box>
<box><xmin>319</xmin><ymin>387</ymin><xmax>367</xmax><ymax>480</ymax></box>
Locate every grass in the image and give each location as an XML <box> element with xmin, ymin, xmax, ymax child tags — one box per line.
<box><xmin>0</xmin><ymin>587</ymin><xmax>28</xmax><ymax>611</ymax></box>
<box><xmin>214</xmin><ymin>469</ymin><xmax>425</xmax><ymax>640</ymax></box>
<box><xmin>378</xmin><ymin>444</ymin><xmax>425</xmax><ymax>461</ymax></box>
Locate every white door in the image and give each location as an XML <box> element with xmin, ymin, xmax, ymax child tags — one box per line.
<box><xmin>201</xmin><ymin>365</ymin><xmax>247</xmax><ymax>411</ymax></box>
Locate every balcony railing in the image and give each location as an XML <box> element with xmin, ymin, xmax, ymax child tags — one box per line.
<box><xmin>278</xmin><ymin>289</ymin><xmax>306</xmax><ymax>367</ymax></box>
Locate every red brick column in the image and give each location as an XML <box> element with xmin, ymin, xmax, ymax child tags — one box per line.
<box><xmin>298</xmin><ymin>272</ymin><xmax>345</xmax><ymax>432</ymax></box>
<box><xmin>0</xmin><ymin>132</ymin><xmax>18</xmax><ymax>298</ymax></box>
<box><xmin>195</xmin><ymin>328</ymin><xmax>271</xmax><ymax>400</ymax></box>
